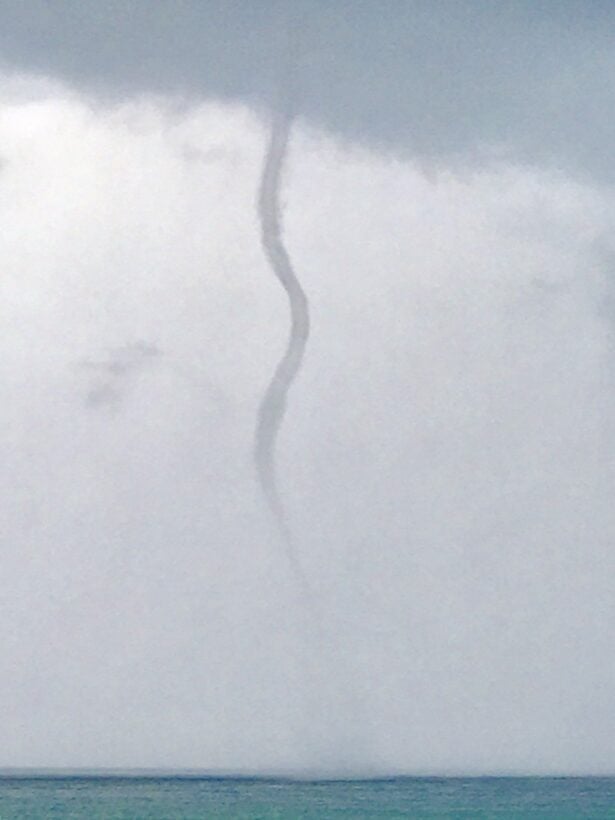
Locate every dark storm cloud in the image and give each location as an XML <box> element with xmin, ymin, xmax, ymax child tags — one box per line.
<box><xmin>1</xmin><ymin>0</ymin><xmax>614</xmax><ymax>179</ymax></box>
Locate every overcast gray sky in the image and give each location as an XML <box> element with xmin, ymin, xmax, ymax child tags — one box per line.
<box><xmin>1</xmin><ymin>2</ymin><xmax>614</xmax><ymax>774</ymax></box>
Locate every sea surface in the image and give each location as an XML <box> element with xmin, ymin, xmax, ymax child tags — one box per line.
<box><xmin>0</xmin><ymin>775</ymin><xmax>614</xmax><ymax>819</ymax></box>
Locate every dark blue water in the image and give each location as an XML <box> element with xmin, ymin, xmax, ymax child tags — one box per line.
<box><xmin>0</xmin><ymin>775</ymin><xmax>614</xmax><ymax>818</ymax></box>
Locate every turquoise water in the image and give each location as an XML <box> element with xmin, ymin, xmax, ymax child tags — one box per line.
<box><xmin>0</xmin><ymin>776</ymin><xmax>614</xmax><ymax>819</ymax></box>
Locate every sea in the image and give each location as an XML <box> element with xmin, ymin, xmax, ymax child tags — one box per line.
<box><xmin>0</xmin><ymin>774</ymin><xmax>614</xmax><ymax>819</ymax></box>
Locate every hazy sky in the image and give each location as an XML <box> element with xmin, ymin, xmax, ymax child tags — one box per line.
<box><xmin>1</xmin><ymin>2</ymin><xmax>614</xmax><ymax>774</ymax></box>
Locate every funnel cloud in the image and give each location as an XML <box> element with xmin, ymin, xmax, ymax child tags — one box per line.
<box><xmin>255</xmin><ymin>110</ymin><xmax>310</xmax><ymax>586</ymax></box>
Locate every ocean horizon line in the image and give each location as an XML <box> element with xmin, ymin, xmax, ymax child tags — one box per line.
<box><xmin>1</xmin><ymin>768</ymin><xmax>614</xmax><ymax>782</ymax></box>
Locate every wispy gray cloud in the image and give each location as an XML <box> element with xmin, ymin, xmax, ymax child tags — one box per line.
<box><xmin>79</xmin><ymin>341</ymin><xmax>161</xmax><ymax>407</ymax></box>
